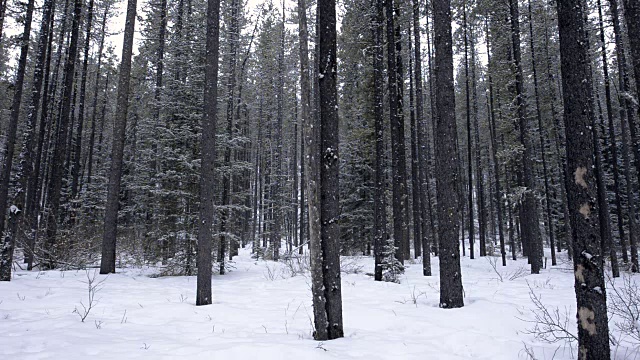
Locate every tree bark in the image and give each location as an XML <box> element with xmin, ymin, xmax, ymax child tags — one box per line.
<box><xmin>372</xmin><ymin>0</ymin><xmax>386</xmax><ymax>281</ymax></box>
<box><xmin>312</xmin><ymin>0</ymin><xmax>344</xmax><ymax>339</ymax></box>
<box><xmin>0</xmin><ymin>0</ymin><xmax>36</xmax><ymax>280</ymax></box>
<box><xmin>508</xmin><ymin>0</ymin><xmax>542</xmax><ymax>273</ymax></box>
<box><xmin>557</xmin><ymin>0</ymin><xmax>611</xmax><ymax>357</ymax></box>
<box><xmin>196</xmin><ymin>0</ymin><xmax>220</xmax><ymax>305</ymax></box>
<box><xmin>100</xmin><ymin>0</ymin><xmax>137</xmax><ymax>274</ymax></box>
<box><xmin>433</xmin><ymin>0</ymin><xmax>464</xmax><ymax>309</ymax></box>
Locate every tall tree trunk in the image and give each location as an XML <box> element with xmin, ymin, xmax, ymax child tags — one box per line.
<box><xmin>462</xmin><ymin>0</ymin><xmax>475</xmax><ymax>260</ymax></box>
<box><xmin>44</xmin><ymin>0</ymin><xmax>82</xmax><ymax>267</ymax></box>
<box><xmin>386</xmin><ymin>0</ymin><xmax>405</xmax><ymax>264</ymax></box>
<box><xmin>0</xmin><ymin>0</ymin><xmax>36</xmax><ymax>281</ymax></box>
<box><xmin>527</xmin><ymin>0</ymin><xmax>555</xmax><ymax>266</ymax></box>
<box><xmin>469</xmin><ymin>25</ymin><xmax>485</xmax><ymax>257</ymax></box>
<box><xmin>596</xmin><ymin>0</ymin><xmax>621</xmax><ymax>277</ymax></box>
<box><xmin>557</xmin><ymin>0</ymin><xmax>611</xmax><ymax>357</ymax></box>
<box><xmin>270</xmin><ymin>3</ymin><xmax>285</xmax><ymax>261</ymax></box>
<box><xmin>196</xmin><ymin>0</ymin><xmax>220</xmax><ymax>305</ymax></box>
<box><xmin>408</xmin><ymin>39</ymin><xmax>422</xmax><ymax>261</ymax></box>
<box><xmin>433</xmin><ymin>0</ymin><xmax>464</xmax><ymax>309</ymax></box>
<box><xmin>100</xmin><ymin>0</ymin><xmax>137</xmax><ymax>274</ymax></box>
<box><xmin>610</xmin><ymin>0</ymin><xmax>639</xmax><ymax>272</ymax></box>
<box><xmin>508</xmin><ymin>0</ymin><xmax>542</xmax><ymax>273</ymax></box>
<box><xmin>485</xmin><ymin>21</ymin><xmax>505</xmax><ymax>266</ymax></box>
<box><xmin>297</xmin><ymin>0</ymin><xmax>310</xmax><ymax>256</ymax></box>
<box><xmin>543</xmin><ymin>10</ymin><xmax>572</xmax><ymax>258</ymax></box>
<box><xmin>313</xmin><ymin>0</ymin><xmax>343</xmax><ymax>339</ymax></box>
<box><xmin>414</xmin><ymin>0</ymin><xmax>431</xmax><ymax>275</ymax></box>
<box><xmin>22</xmin><ymin>0</ymin><xmax>57</xmax><ymax>270</ymax></box>
<box><xmin>219</xmin><ymin>0</ymin><xmax>240</xmax><ymax>273</ymax></box>
<box><xmin>372</xmin><ymin>0</ymin><xmax>386</xmax><ymax>281</ymax></box>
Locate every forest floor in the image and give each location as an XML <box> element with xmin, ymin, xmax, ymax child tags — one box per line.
<box><xmin>1</xmin><ymin>246</ymin><xmax>638</xmax><ymax>359</ymax></box>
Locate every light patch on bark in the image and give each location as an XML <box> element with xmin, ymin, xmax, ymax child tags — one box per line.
<box><xmin>575</xmin><ymin>264</ymin><xmax>585</xmax><ymax>283</ymax></box>
<box><xmin>579</xmin><ymin>203</ymin><xmax>591</xmax><ymax>218</ymax></box>
<box><xmin>579</xmin><ymin>345</ymin><xmax>587</xmax><ymax>359</ymax></box>
<box><xmin>574</xmin><ymin>166</ymin><xmax>588</xmax><ymax>188</ymax></box>
<box><xmin>578</xmin><ymin>307</ymin><xmax>597</xmax><ymax>335</ymax></box>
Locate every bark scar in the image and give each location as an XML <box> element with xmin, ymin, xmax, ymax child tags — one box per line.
<box><xmin>574</xmin><ymin>167</ymin><xmax>588</xmax><ymax>188</ymax></box>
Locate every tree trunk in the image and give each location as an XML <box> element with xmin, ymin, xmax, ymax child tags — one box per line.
<box><xmin>311</xmin><ymin>0</ymin><xmax>344</xmax><ymax>340</ymax></box>
<box><xmin>527</xmin><ymin>0</ymin><xmax>555</xmax><ymax>266</ymax></box>
<box><xmin>610</xmin><ymin>0</ymin><xmax>639</xmax><ymax>272</ymax></box>
<box><xmin>100</xmin><ymin>0</ymin><xmax>137</xmax><ymax>274</ymax></box>
<box><xmin>433</xmin><ymin>0</ymin><xmax>464</xmax><ymax>309</ymax></box>
<box><xmin>508</xmin><ymin>0</ymin><xmax>542</xmax><ymax>274</ymax></box>
<box><xmin>596</xmin><ymin>0</ymin><xmax>620</xmax><ymax>277</ymax></box>
<box><xmin>0</xmin><ymin>0</ymin><xmax>36</xmax><ymax>280</ymax></box>
<box><xmin>196</xmin><ymin>0</ymin><xmax>220</xmax><ymax>305</ymax></box>
<box><xmin>462</xmin><ymin>0</ymin><xmax>475</xmax><ymax>260</ymax></box>
<box><xmin>372</xmin><ymin>0</ymin><xmax>386</xmax><ymax>281</ymax></box>
<box><xmin>557</xmin><ymin>0</ymin><xmax>611</xmax><ymax>357</ymax></box>
<box><xmin>485</xmin><ymin>22</ymin><xmax>506</xmax><ymax>266</ymax></box>
<box><xmin>385</xmin><ymin>0</ymin><xmax>405</xmax><ymax>264</ymax></box>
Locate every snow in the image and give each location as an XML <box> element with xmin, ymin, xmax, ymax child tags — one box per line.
<box><xmin>0</xmin><ymin>248</ymin><xmax>635</xmax><ymax>359</ymax></box>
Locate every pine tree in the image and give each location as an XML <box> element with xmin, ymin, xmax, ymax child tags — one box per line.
<box><xmin>557</xmin><ymin>0</ymin><xmax>611</xmax><ymax>357</ymax></box>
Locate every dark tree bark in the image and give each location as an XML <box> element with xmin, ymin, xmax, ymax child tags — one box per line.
<box><xmin>297</xmin><ymin>0</ymin><xmax>310</xmax><ymax>256</ymax></box>
<box><xmin>70</xmin><ymin>0</ymin><xmax>95</xmax><ymax>198</ymax></box>
<box><xmin>414</xmin><ymin>0</ymin><xmax>431</xmax><ymax>275</ymax></box>
<box><xmin>0</xmin><ymin>0</ymin><xmax>36</xmax><ymax>281</ymax></box>
<box><xmin>469</xmin><ymin>26</ymin><xmax>486</xmax><ymax>258</ymax></box>
<box><xmin>100</xmin><ymin>0</ymin><xmax>137</xmax><ymax>274</ymax></box>
<box><xmin>408</xmin><ymin>40</ymin><xmax>422</xmax><ymax>261</ymax></box>
<box><xmin>508</xmin><ymin>0</ymin><xmax>542</xmax><ymax>273</ymax></box>
<box><xmin>311</xmin><ymin>0</ymin><xmax>343</xmax><ymax>340</ymax></box>
<box><xmin>44</xmin><ymin>0</ymin><xmax>82</xmax><ymax>267</ymax></box>
<box><xmin>596</xmin><ymin>0</ymin><xmax>620</xmax><ymax>277</ymax></box>
<box><xmin>433</xmin><ymin>0</ymin><xmax>463</xmax><ymax>309</ymax></box>
<box><xmin>196</xmin><ymin>0</ymin><xmax>220</xmax><ymax>305</ymax></box>
<box><xmin>527</xmin><ymin>0</ymin><xmax>555</xmax><ymax>266</ymax></box>
<box><xmin>219</xmin><ymin>0</ymin><xmax>240</xmax><ymax>273</ymax></box>
<box><xmin>462</xmin><ymin>0</ymin><xmax>475</xmax><ymax>260</ymax></box>
<box><xmin>22</xmin><ymin>0</ymin><xmax>57</xmax><ymax>270</ymax></box>
<box><xmin>372</xmin><ymin>0</ymin><xmax>386</xmax><ymax>281</ymax></box>
<box><xmin>557</xmin><ymin>0</ymin><xmax>611</xmax><ymax>357</ymax></box>
<box><xmin>485</xmin><ymin>21</ymin><xmax>505</xmax><ymax>266</ymax></box>
<box><xmin>270</xmin><ymin>2</ymin><xmax>285</xmax><ymax>261</ymax></box>
<box><xmin>609</xmin><ymin>0</ymin><xmax>639</xmax><ymax>272</ymax></box>
<box><xmin>386</xmin><ymin>0</ymin><xmax>405</xmax><ymax>264</ymax></box>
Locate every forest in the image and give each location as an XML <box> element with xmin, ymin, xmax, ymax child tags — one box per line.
<box><xmin>0</xmin><ymin>0</ymin><xmax>639</xmax><ymax>358</ymax></box>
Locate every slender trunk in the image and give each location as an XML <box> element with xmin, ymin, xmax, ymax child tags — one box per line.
<box><xmin>44</xmin><ymin>0</ymin><xmax>82</xmax><ymax>267</ymax></box>
<box><xmin>462</xmin><ymin>0</ymin><xmax>474</xmax><ymax>260</ymax></box>
<box><xmin>485</xmin><ymin>21</ymin><xmax>506</xmax><ymax>266</ymax></box>
<box><xmin>100</xmin><ymin>0</ymin><xmax>137</xmax><ymax>274</ymax></box>
<box><xmin>610</xmin><ymin>0</ymin><xmax>639</xmax><ymax>272</ymax></box>
<box><xmin>196</xmin><ymin>0</ymin><xmax>220</xmax><ymax>305</ymax></box>
<box><xmin>386</xmin><ymin>0</ymin><xmax>404</xmax><ymax>264</ymax></box>
<box><xmin>509</xmin><ymin>0</ymin><xmax>542</xmax><ymax>273</ymax></box>
<box><xmin>433</xmin><ymin>0</ymin><xmax>464</xmax><ymax>308</ymax></box>
<box><xmin>408</xmin><ymin>40</ymin><xmax>422</xmax><ymax>261</ymax></box>
<box><xmin>0</xmin><ymin>0</ymin><xmax>37</xmax><ymax>281</ymax></box>
<box><xmin>527</xmin><ymin>0</ymin><xmax>555</xmax><ymax>266</ymax></box>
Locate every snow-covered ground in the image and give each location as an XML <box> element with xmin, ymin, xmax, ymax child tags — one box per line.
<box><xmin>0</xmin><ymin>247</ymin><xmax>637</xmax><ymax>359</ymax></box>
